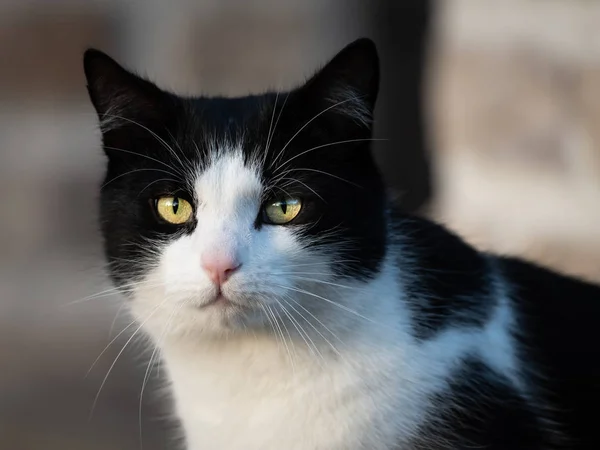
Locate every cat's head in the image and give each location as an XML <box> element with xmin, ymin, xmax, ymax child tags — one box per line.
<box><xmin>85</xmin><ymin>38</ymin><xmax>388</xmax><ymax>339</ymax></box>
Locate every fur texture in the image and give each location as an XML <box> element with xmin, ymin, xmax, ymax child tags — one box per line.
<box><xmin>84</xmin><ymin>39</ymin><xmax>600</xmax><ymax>449</ymax></box>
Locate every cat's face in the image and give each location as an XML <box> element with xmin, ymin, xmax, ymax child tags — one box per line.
<box><xmin>85</xmin><ymin>39</ymin><xmax>387</xmax><ymax>338</ymax></box>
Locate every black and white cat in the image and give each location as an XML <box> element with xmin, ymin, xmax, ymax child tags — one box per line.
<box><xmin>84</xmin><ymin>39</ymin><xmax>600</xmax><ymax>449</ymax></box>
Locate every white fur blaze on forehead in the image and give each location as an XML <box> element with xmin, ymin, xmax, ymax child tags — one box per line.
<box><xmin>195</xmin><ymin>151</ymin><xmax>263</xmax><ymax>215</ymax></box>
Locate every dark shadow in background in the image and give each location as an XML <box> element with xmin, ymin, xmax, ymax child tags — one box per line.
<box><xmin>371</xmin><ymin>0</ymin><xmax>433</xmax><ymax>213</ymax></box>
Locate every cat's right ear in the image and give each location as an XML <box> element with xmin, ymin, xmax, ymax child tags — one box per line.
<box><xmin>84</xmin><ymin>49</ymin><xmax>167</xmax><ymax>133</ymax></box>
<box><xmin>300</xmin><ymin>38</ymin><xmax>380</xmax><ymax>129</ymax></box>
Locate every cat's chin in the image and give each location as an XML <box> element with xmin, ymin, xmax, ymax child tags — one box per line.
<box><xmin>197</xmin><ymin>288</ymin><xmax>265</xmax><ymax>311</ymax></box>
<box><xmin>132</xmin><ymin>294</ymin><xmax>271</xmax><ymax>340</ymax></box>
<box><xmin>194</xmin><ymin>293</ymin><xmax>237</xmax><ymax>309</ymax></box>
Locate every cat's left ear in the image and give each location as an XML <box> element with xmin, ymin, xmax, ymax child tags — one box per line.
<box><xmin>84</xmin><ymin>49</ymin><xmax>169</xmax><ymax>133</ymax></box>
<box><xmin>303</xmin><ymin>38</ymin><xmax>380</xmax><ymax>128</ymax></box>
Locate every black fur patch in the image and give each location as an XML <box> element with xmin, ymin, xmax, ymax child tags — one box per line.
<box><xmin>412</xmin><ymin>358</ymin><xmax>544</xmax><ymax>449</ymax></box>
<box><xmin>499</xmin><ymin>257</ymin><xmax>600</xmax><ymax>449</ymax></box>
<box><xmin>393</xmin><ymin>213</ymin><xmax>494</xmax><ymax>340</ymax></box>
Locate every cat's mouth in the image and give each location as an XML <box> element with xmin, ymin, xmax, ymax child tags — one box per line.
<box><xmin>203</xmin><ymin>293</ymin><xmax>231</xmax><ymax>308</ymax></box>
<box><xmin>200</xmin><ymin>289</ymin><xmax>246</xmax><ymax>309</ymax></box>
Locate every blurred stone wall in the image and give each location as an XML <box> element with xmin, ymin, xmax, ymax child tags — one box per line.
<box><xmin>430</xmin><ymin>0</ymin><xmax>600</xmax><ymax>282</ymax></box>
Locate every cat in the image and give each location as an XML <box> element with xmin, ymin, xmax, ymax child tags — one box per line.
<box><xmin>84</xmin><ymin>38</ymin><xmax>600</xmax><ymax>449</ymax></box>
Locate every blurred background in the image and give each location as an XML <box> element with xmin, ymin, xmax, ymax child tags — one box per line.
<box><xmin>1</xmin><ymin>0</ymin><xmax>600</xmax><ymax>448</ymax></box>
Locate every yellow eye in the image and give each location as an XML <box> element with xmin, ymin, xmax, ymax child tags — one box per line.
<box><xmin>155</xmin><ymin>196</ymin><xmax>193</xmax><ymax>224</ymax></box>
<box><xmin>263</xmin><ymin>197</ymin><xmax>302</xmax><ymax>224</ymax></box>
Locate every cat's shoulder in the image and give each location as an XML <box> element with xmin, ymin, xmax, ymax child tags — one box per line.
<box><xmin>388</xmin><ymin>209</ymin><xmax>494</xmax><ymax>338</ymax></box>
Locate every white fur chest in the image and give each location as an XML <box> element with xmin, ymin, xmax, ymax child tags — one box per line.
<box><xmin>162</xmin><ymin>335</ymin><xmax>410</xmax><ymax>450</ymax></box>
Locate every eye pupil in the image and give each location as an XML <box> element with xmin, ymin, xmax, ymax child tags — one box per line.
<box><xmin>263</xmin><ymin>197</ymin><xmax>302</xmax><ymax>225</ymax></box>
<box><xmin>155</xmin><ymin>196</ymin><xmax>192</xmax><ymax>225</ymax></box>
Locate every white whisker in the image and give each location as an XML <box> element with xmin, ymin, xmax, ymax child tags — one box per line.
<box><xmin>62</xmin><ymin>280</ymin><xmax>166</xmax><ymax>307</ymax></box>
<box><xmin>108</xmin><ymin>301</ymin><xmax>128</xmax><ymax>339</ymax></box>
<box><xmin>102</xmin><ymin>145</ymin><xmax>183</xmax><ymax>178</ymax></box>
<box><xmin>274</xmin><ymin>260</ymin><xmax>360</xmax><ymax>269</ymax></box>
<box><xmin>279</xmin><ymin>295</ymin><xmax>343</xmax><ymax>359</ymax></box>
<box><xmin>138</xmin><ymin>178</ymin><xmax>180</xmax><ymax>197</ymax></box>
<box><xmin>138</xmin><ymin>301</ymin><xmax>183</xmax><ymax>449</ymax></box>
<box><xmin>274</xmin><ymin>298</ymin><xmax>324</xmax><ymax>365</ymax></box>
<box><xmin>263</xmin><ymin>92</ymin><xmax>290</xmax><ymax>167</ymax></box>
<box><xmin>270</xmin><ymin>96</ymin><xmax>362</xmax><ymax>169</ymax></box>
<box><xmin>275</xmin><ymin>167</ymin><xmax>361</xmax><ymax>188</ymax></box>
<box><xmin>284</xmin><ymin>295</ymin><xmax>347</xmax><ymax>349</ymax></box>
<box><xmin>86</xmin><ymin>317</ymin><xmax>138</xmax><ymax>378</ymax></box>
<box><xmin>288</xmin><ymin>276</ymin><xmax>367</xmax><ymax>292</ymax></box>
<box><xmin>262</xmin><ymin>303</ymin><xmax>295</xmax><ymax>371</ymax></box>
<box><xmin>275</xmin><ymin>177</ymin><xmax>325</xmax><ymax>202</ymax></box>
<box><xmin>99</xmin><ymin>113</ymin><xmax>190</xmax><ymax>177</ymax></box>
<box><xmin>88</xmin><ymin>299</ymin><xmax>166</xmax><ymax>421</ymax></box>
<box><xmin>276</xmin><ymin>138</ymin><xmax>388</xmax><ymax>170</ymax></box>
<box><xmin>102</xmin><ymin>168</ymin><xmax>180</xmax><ymax>190</ymax></box>
<box><xmin>274</xmin><ymin>284</ymin><xmax>383</xmax><ymax>328</ymax></box>
<box><xmin>263</xmin><ymin>91</ymin><xmax>279</xmax><ymax>165</ymax></box>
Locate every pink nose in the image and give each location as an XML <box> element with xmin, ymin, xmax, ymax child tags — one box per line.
<box><xmin>201</xmin><ymin>253</ymin><xmax>241</xmax><ymax>285</ymax></box>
